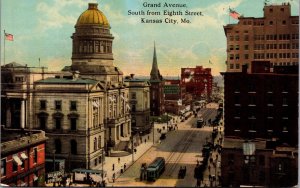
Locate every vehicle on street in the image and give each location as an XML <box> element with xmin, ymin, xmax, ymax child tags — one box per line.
<box><xmin>146</xmin><ymin>157</ymin><xmax>165</xmax><ymax>181</ymax></box>
<box><xmin>196</xmin><ymin>118</ymin><xmax>204</xmax><ymax>128</ymax></box>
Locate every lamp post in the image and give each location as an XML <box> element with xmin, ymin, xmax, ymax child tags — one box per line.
<box><xmin>53</xmin><ymin>149</ymin><xmax>56</xmax><ymax>187</ymax></box>
<box><xmin>131</xmin><ymin>135</ymin><xmax>134</xmax><ymax>162</ymax></box>
<box><xmin>152</xmin><ymin>121</ymin><xmax>155</xmax><ymax>145</ymax></box>
<box><xmin>100</xmin><ymin>140</ymin><xmax>104</xmax><ymax>181</ymax></box>
<box><xmin>53</xmin><ymin>150</ymin><xmax>56</xmax><ymax>172</ymax></box>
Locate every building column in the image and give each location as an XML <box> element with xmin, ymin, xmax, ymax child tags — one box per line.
<box><xmin>6</xmin><ymin>101</ymin><xmax>11</xmax><ymax>128</ymax></box>
<box><xmin>20</xmin><ymin>99</ymin><xmax>25</xmax><ymax>129</ymax></box>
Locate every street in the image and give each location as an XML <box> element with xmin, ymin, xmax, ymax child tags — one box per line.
<box><xmin>110</xmin><ymin>104</ymin><xmax>219</xmax><ymax>187</ymax></box>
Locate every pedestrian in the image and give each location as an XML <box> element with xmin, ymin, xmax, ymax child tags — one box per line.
<box><xmin>124</xmin><ymin>163</ymin><xmax>127</xmax><ymax>169</ymax></box>
<box><xmin>118</xmin><ymin>157</ymin><xmax>120</xmax><ymax>163</ymax></box>
<box><xmin>144</xmin><ymin>139</ymin><xmax>146</xmax><ymax>143</ymax></box>
<box><xmin>112</xmin><ymin>163</ymin><xmax>115</xmax><ymax>171</ymax></box>
<box><xmin>148</xmin><ymin>135</ymin><xmax>149</xmax><ymax>140</ymax></box>
<box><xmin>112</xmin><ymin>173</ymin><xmax>115</xmax><ymax>183</ymax></box>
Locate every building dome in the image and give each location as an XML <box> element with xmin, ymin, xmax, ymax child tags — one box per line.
<box><xmin>76</xmin><ymin>3</ymin><xmax>109</xmax><ymax>27</ymax></box>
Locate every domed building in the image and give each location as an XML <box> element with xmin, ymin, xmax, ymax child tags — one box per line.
<box><xmin>1</xmin><ymin>3</ymin><xmax>133</xmax><ymax>175</ymax></box>
<box><xmin>68</xmin><ymin>2</ymin><xmax>132</xmax><ymax>155</ymax></box>
<box><xmin>34</xmin><ymin>3</ymin><xmax>132</xmax><ymax>172</ymax></box>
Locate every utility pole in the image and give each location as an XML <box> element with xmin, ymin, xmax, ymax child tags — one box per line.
<box><xmin>152</xmin><ymin>121</ymin><xmax>155</xmax><ymax>144</ymax></box>
<box><xmin>101</xmin><ymin>140</ymin><xmax>104</xmax><ymax>181</ymax></box>
<box><xmin>131</xmin><ymin>135</ymin><xmax>134</xmax><ymax>162</ymax></box>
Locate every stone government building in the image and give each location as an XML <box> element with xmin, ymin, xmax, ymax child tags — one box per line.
<box><xmin>1</xmin><ymin>3</ymin><xmax>135</xmax><ymax>170</ymax></box>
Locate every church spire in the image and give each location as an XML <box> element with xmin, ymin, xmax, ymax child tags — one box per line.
<box><xmin>150</xmin><ymin>41</ymin><xmax>162</xmax><ymax>80</ymax></box>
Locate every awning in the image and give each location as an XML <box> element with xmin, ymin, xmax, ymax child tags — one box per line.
<box><xmin>13</xmin><ymin>155</ymin><xmax>22</xmax><ymax>166</ymax></box>
<box><xmin>33</xmin><ymin>174</ymin><xmax>38</xmax><ymax>181</ymax></box>
<box><xmin>20</xmin><ymin>180</ymin><xmax>27</xmax><ymax>187</ymax></box>
<box><xmin>20</xmin><ymin>153</ymin><xmax>28</xmax><ymax>160</ymax></box>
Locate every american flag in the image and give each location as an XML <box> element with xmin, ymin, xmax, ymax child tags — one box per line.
<box><xmin>229</xmin><ymin>8</ymin><xmax>240</xmax><ymax>20</ymax></box>
<box><xmin>5</xmin><ymin>33</ymin><xmax>14</xmax><ymax>41</ymax></box>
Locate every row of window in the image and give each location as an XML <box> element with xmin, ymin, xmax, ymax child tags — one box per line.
<box><xmin>74</xmin><ymin>40</ymin><xmax>112</xmax><ymax>54</ymax></box>
<box><xmin>54</xmin><ymin>137</ymin><xmax>102</xmax><ymax>155</ymax></box>
<box><xmin>39</xmin><ymin>116</ymin><xmax>78</xmax><ymax>130</ymax></box>
<box><xmin>229</xmin><ymin>53</ymin><xmax>299</xmax><ymax>60</ymax></box>
<box><xmin>228</xmin><ymin>61</ymin><xmax>298</xmax><ymax>69</ymax></box>
<box><xmin>229</xmin><ymin>43</ymin><xmax>299</xmax><ymax>51</ymax></box>
<box><xmin>228</xmin><ymin>34</ymin><xmax>299</xmax><ymax>41</ymax></box>
<box><xmin>1</xmin><ymin>148</ymin><xmax>38</xmax><ymax>177</ymax></box>
<box><xmin>40</xmin><ymin>100</ymin><xmax>77</xmax><ymax>111</ymax></box>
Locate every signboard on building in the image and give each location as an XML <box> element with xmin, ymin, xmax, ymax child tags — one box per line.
<box><xmin>46</xmin><ymin>170</ymin><xmax>64</xmax><ymax>184</ymax></box>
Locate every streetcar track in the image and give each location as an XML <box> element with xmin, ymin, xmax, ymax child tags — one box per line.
<box><xmin>164</xmin><ymin>130</ymin><xmax>197</xmax><ymax>177</ymax></box>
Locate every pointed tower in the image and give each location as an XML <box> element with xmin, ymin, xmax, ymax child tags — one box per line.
<box><xmin>149</xmin><ymin>42</ymin><xmax>165</xmax><ymax>116</ymax></box>
<box><xmin>150</xmin><ymin>42</ymin><xmax>162</xmax><ymax>81</ymax></box>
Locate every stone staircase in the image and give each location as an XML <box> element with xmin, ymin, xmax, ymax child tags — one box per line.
<box><xmin>110</xmin><ymin>141</ymin><xmax>131</xmax><ymax>157</ymax></box>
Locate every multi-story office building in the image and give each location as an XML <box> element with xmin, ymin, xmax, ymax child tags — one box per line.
<box><xmin>221</xmin><ymin>3</ymin><xmax>299</xmax><ymax>186</ymax></box>
<box><xmin>224</xmin><ymin>3</ymin><xmax>299</xmax><ymax>72</ymax></box>
<box><xmin>149</xmin><ymin>44</ymin><xmax>165</xmax><ymax>116</ymax></box>
<box><xmin>1</xmin><ymin>128</ymin><xmax>47</xmax><ymax>187</ymax></box>
<box><xmin>125</xmin><ymin>74</ymin><xmax>151</xmax><ymax>134</ymax></box>
<box><xmin>164</xmin><ymin>79</ymin><xmax>189</xmax><ymax>115</ymax></box>
<box><xmin>222</xmin><ymin>62</ymin><xmax>298</xmax><ymax>145</ymax></box>
<box><xmin>181</xmin><ymin>66</ymin><xmax>213</xmax><ymax>99</ymax></box>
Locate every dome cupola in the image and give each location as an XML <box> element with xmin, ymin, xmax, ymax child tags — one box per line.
<box><xmin>76</xmin><ymin>3</ymin><xmax>110</xmax><ymax>27</ymax></box>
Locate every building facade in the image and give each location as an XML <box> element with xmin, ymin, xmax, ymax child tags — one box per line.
<box><xmin>149</xmin><ymin>43</ymin><xmax>165</xmax><ymax>116</ymax></box>
<box><xmin>164</xmin><ymin>79</ymin><xmax>186</xmax><ymax>115</ymax></box>
<box><xmin>125</xmin><ymin>74</ymin><xmax>151</xmax><ymax>134</ymax></box>
<box><xmin>221</xmin><ymin>138</ymin><xmax>298</xmax><ymax>187</ymax></box>
<box><xmin>33</xmin><ymin>76</ymin><xmax>107</xmax><ymax>170</ymax></box>
<box><xmin>1</xmin><ymin>3</ymin><xmax>132</xmax><ymax>172</ymax></box>
<box><xmin>222</xmin><ymin>62</ymin><xmax>298</xmax><ymax>146</ymax></box>
<box><xmin>1</xmin><ymin>127</ymin><xmax>47</xmax><ymax>187</ymax></box>
<box><xmin>1</xmin><ymin>62</ymin><xmax>60</xmax><ymax>129</ymax></box>
<box><xmin>67</xmin><ymin>3</ymin><xmax>131</xmax><ymax>152</ymax></box>
<box><xmin>181</xmin><ymin>66</ymin><xmax>213</xmax><ymax>99</ymax></box>
<box><xmin>224</xmin><ymin>3</ymin><xmax>299</xmax><ymax>72</ymax></box>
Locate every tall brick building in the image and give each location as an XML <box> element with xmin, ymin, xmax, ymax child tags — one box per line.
<box><xmin>221</xmin><ymin>3</ymin><xmax>299</xmax><ymax>187</ymax></box>
<box><xmin>181</xmin><ymin>66</ymin><xmax>213</xmax><ymax>99</ymax></box>
<box><xmin>224</xmin><ymin>2</ymin><xmax>299</xmax><ymax>72</ymax></box>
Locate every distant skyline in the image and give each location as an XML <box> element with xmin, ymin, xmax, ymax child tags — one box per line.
<box><xmin>1</xmin><ymin>0</ymin><xmax>299</xmax><ymax>76</ymax></box>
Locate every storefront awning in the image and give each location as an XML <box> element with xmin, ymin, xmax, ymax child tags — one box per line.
<box><xmin>20</xmin><ymin>153</ymin><xmax>28</xmax><ymax>160</ymax></box>
<box><xmin>13</xmin><ymin>155</ymin><xmax>22</xmax><ymax>166</ymax></box>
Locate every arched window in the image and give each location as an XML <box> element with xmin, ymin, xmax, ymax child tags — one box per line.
<box><xmin>98</xmin><ymin>136</ymin><xmax>101</xmax><ymax>149</ymax></box>
<box><xmin>71</xmin><ymin>140</ymin><xmax>77</xmax><ymax>155</ymax></box>
<box><xmin>94</xmin><ymin>137</ymin><xmax>97</xmax><ymax>152</ymax></box>
<box><xmin>55</xmin><ymin>139</ymin><xmax>62</xmax><ymax>154</ymax></box>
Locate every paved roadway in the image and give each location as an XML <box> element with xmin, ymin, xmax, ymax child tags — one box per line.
<box><xmin>111</xmin><ymin>104</ymin><xmax>218</xmax><ymax>187</ymax></box>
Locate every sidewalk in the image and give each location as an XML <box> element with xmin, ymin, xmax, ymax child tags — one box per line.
<box><xmin>201</xmin><ymin>124</ymin><xmax>224</xmax><ymax>187</ymax></box>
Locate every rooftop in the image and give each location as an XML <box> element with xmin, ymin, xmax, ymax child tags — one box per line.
<box><xmin>1</xmin><ymin>127</ymin><xmax>47</xmax><ymax>155</ymax></box>
<box><xmin>35</xmin><ymin>77</ymin><xmax>98</xmax><ymax>84</ymax></box>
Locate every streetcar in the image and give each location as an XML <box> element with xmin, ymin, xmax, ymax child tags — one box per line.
<box><xmin>146</xmin><ymin>157</ymin><xmax>165</xmax><ymax>181</ymax></box>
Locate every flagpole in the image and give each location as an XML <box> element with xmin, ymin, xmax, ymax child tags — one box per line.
<box><xmin>228</xmin><ymin>7</ymin><xmax>230</xmax><ymax>24</ymax></box>
<box><xmin>4</xmin><ymin>30</ymin><xmax>5</xmax><ymax>65</ymax></box>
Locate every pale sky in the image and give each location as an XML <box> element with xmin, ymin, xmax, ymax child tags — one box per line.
<box><xmin>1</xmin><ymin>0</ymin><xmax>299</xmax><ymax>76</ymax></box>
